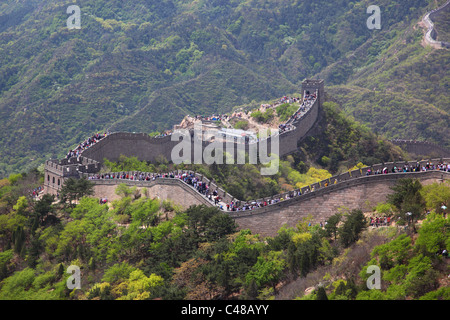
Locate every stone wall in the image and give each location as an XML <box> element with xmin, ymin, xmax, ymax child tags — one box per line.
<box><xmin>78</xmin><ymin>79</ymin><xmax>323</xmax><ymax>165</ymax></box>
<box><xmin>87</xmin><ymin>169</ymin><xmax>449</xmax><ymax>237</ymax></box>
<box><xmin>91</xmin><ymin>178</ymin><xmax>213</xmax><ymax>208</ymax></box>
<box><xmin>232</xmin><ymin>170</ymin><xmax>449</xmax><ymax>237</ymax></box>
<box><xmin>390</xmin><ymin>139</ymin><xmax>450</xmax><ymax>158</ymax></box>
<box><xmin>80</xmin><ymin>132</ymin><xmax>176</xmax><ymax>163</ymax></box>
<box><xmin>44</xmin><ymin>157</ymin><xmax>101</xmax><ymax>195</ymax></box>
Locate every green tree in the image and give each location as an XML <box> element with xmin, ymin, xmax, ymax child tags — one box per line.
<box><xmin>371</xmin><ymin>234</ymin><xmax>412</xmax><ymax>269</ymax></box>
<box><xmin>13</xmin><ymin>196</ymin><xmax>28</xmax><ymax>215</ymax></box>
<box><xmin>27</xmin><ymin>236</ymin><xmax>41</xmax><ymax>269</ymax></box>
<box><xmin>59</xmin><ymin>178</ymin><xmax>94</xmax><ymax>207</ymax></box>
<box><xmin>184</xmin><ymin>205</ymin><xmax>230</xmax><ymax>242</ymax></box>
<box><xmin>251</xmin><ymin>109</ymin><xmax>274</xmax><ymax>123</ymax></box>
<box><xmin>205</xmin><ymin>213</ymin><xmax>237</xmax><ymax>242</ymax></box>
<box><xmin>12</xmin><ymin>225</ymin><xmax>26</xmax><ymax>255</ymax></box>
<box><xmin>414</xmin><ymin>213</ymin><xmax>449</xmax><ymax>255</ymax></box>
<box><xmin>245</xmin><ymin>250</ymin><xmax>286</xmax><ymax>294</ymax></box>
<box><xmin>102</xmin><ymin>262</ymin><xmax>136</xmax><ymax>284</ymax></box>
<box><xmin>388</xmin><ymin>178</ymin><xmax>425</xmax><ymax>232</ymax></box>
<box><xmin>276</xmin><ymin>103</ymin><xmax>298</xmax><ymax>122</ymax></box>
<box><xmin>116</xmin><ymin>269</ymin><xmax>164</xmax><ymax>300</ymax></box>
<box><xmin>243</xmin><ymin>279</ymin><xmax>259</xmax><ymax>300</ymax></box>
<box><xmin>115</xmin><ymin>183</ymin><xmax>139</xmax><ymax>199</ymax></box>
<box><xmin>325</xmin><ymin>213</ymin><xmax>341</xmax><ymax>241</ymax></box>
<box><xmin>31</xmin><ymin>193</ymin><xmax>55</xmax><ymax>231</ymax></box>
<box><xmin>338</xmin><ymin>209</ymin><xmax>367</xmax><ymax>248</ymax></box>
<box><xmin>403</xmin><ymin>254</ymin><xmax>438</xmax><ymax>298</ymax></box>
<box><xmin>0</xmin><ymin>250</ymin><xmax>13</xmax><ymax>281</ymax></box>
<box><xmin>421</xmin><ymin>181</ymin><xmax>450</xmax><ymax>215</ymax></box>
<box><xmin>0</xmin><ymin>268</ymin><xmax>35</xmax><ymax>300</ymax></box>
<box><xmin>234</xmin><ymin>120</ymin><xmax>249</xmax><ymax>130</ymax></box>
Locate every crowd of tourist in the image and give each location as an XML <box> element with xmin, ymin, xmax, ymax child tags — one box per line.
<box><xmin>257</xmin><ymin>91</ymin><xmax>317</xmax><ymax>136</ymax></box>
<box><xmin>84</xmin><ymin>158</ymin><xmax>449</xmax><ymax>213</ymax></box>
<box><xmin>370</xmin><ymin>216</ymin><xmax>391</xmax><ymax>227</ymax></box>
<box><xmin>88</xmin><ymin>172</ymin><xmax>178</xmax><ymax>181</ymax></box>
<box><xmin>287</xmin><ymin>92</ymin><xmax>317</xmax><ymax>124</ymax></box>
<box><xmin>67</xmin><ymin>93</ymin><xmax>315</xmax><ymax>157</ymax></box>
<box><xmin>66</xmin><ymin>132</ymin><xmax>110</xmax><ymax>159</ymax></box>
<box><xmin>87</xmin><ymin>168</ymin><xmax>301</xmax><ymax>212</ymax></box>
<box><xmin>153</xmin><ymin>131</ymin><xmax>173</xmax><ymax>138</ymax></box>
<box><xmin>278</xmin><ymin>123</ymin><xmax>294</xmax><ymax>133</ymax></box>
<box><xmin>279</xmin><ymin>96</ymin><xmax>301</xmax><ymax>104</ymax></box>
<box><xmin>88</xmin><ymin>170</ymin><xmax>228</xmax><ymax>207</ymax></box>
<box><xmin>223</xmin><ymin>160</ymin><xmax>449</xmax><ymax>212</ymax></box>
<box><xmin>68</xmin><ymin>89</ymin><xmax>448</xmax><ymax>215</ymax></box>
<box><xmin>365</xmin><ymin>161</ymin><xmax>450</xmax><ymax>175</ymax></box>
<box><xmin>227</xmin><ymin>192</ymin><xmax>301</xmax><ymax>212</ymax></box>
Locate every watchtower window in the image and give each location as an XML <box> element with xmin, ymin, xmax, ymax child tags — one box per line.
<box><xmin>48</xmin><ymin>175</ymin><xmax>50</xmax><ymax>181</ymax></box>
<box><xmin>58</xmin><ymin>179</ymin><xmax>60</xmax><ymax>186</ymax></box>
<box><xmin>52</xmin><ymin>177</ymin><xmax>55</xmax><ymax>184</ymax></box>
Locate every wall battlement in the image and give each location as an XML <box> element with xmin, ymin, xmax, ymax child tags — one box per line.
<box><xmin>390</xmin><ymin>139</ymin><xmax>450</xmax><ymax>158</ymax></box>
<box><xmin>82</xmin><ymin>166</ymin><xmax>449</xmax><ymax>237</ymax></box>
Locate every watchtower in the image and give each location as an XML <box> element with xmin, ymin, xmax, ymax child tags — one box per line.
<box><xmin>301</xmin><ymin>79</ymin><xmax>325</xmax><ymax>107</ymax></box>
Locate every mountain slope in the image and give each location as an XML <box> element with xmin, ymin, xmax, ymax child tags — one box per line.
<box><xmin>318</xmin><ymin>1</ymin><xmax>449</xmax><ymax>146</ymax></box>
<box><xmin>0</xmin><ymin>0</ymin><xmax>445</xmax><ymax>177</ymax></box>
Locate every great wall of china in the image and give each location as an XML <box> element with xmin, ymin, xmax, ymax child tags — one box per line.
<box><xmin>44</xmin><ymin>79</ymin><xmax>450</xmax><ymax>237</ymax></box>
<box><xmin>421</xmin><ymin>0</ymin><xmax>450</xmax><ymax>49</ymax></box>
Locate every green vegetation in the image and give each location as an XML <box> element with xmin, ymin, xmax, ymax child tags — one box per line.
<box><xmin>233</xmin><ymin>120</ymin><xmax>249</xmax><ymax>130</ymax></box>
<box><xmin>0</xmin><ymin>0</ymin><xmax>444</xmax><ymax>178</ymax></box>
<box><xmin>251</xmin><ymin>108</ymin><xmax>274</xmax><ymax>124</ymax></box>
<box><xmin>387</xmin><ymin>178</ymin><xmax>426</xmax><ymax>231</ymax></box>
<box><xmin>103</xmin><ymin>154</ymin><xmax>332</xmax><ymax>201</ymax></box>
<box><xmin>429</xmin><ymin>3</ymin><xmax>450</xmax><ymax>43</ymax></box>
<box><xmin>298</xmin><ymin>178</ymin><xmax>450</xmax><ymax>301</ymax></box>
<box><xmin>356</xmin><ymin>211</ymin><xmax>449</xmax><ymax>300</ymax></box>
<box><xmin>275</xmin><ymin>103</ymin><xmax>298</xmax><ymax>122</ymax></box>
<box><xmin>321</xmin><ymin>1</ymin><xmax>450</xmax><ymax>148</ymax></box>
<box><xmin>0</xmin><ymin>165</ymin><xmax>449</xmax><ymax>300</ymax></box>
<box><xmin>59</xmin><ymin>177</ymin><xmax>95</xmax><ymax>207</ymax></box>
<box><xmin>298</xmin><ymin>101</ymin><xmax>405</xmax><ymax>174</ymax></box>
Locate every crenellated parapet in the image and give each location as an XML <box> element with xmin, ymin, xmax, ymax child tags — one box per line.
<box><xmin>82</xmin><ymin>157</ymin><xmax>450</xmax><ymax>213</ymax></box>
<box><xmin>390</xmin><ymin>139</ymin><xmax>450</xmax><ymax>158</ymax></box>
<box><xmin>44</xmin><ymin>156</ymin><xmax>101</xmax><ymax>195</ymax></box>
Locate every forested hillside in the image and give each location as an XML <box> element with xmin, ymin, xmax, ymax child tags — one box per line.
<box><xmin>0</xmin><ymin>0</ymin><xmax>447</xmax><ymax>177</ymax></box>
